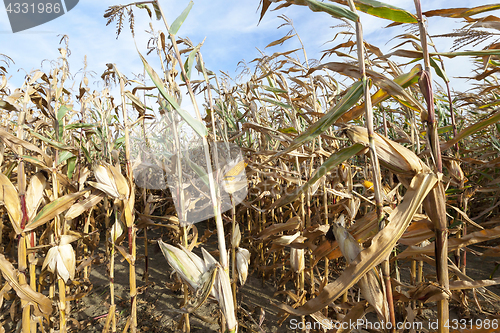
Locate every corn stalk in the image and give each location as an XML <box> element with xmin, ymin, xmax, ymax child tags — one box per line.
<box><xmin>413</xmin><ymin>1</ymin><xmax>450</xmax><ymax>332</ymax></box>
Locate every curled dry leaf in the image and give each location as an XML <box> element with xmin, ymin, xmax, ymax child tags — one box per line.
<box><xmin>0</xmin><ymin>172</ymin><xmax>21</xmax><ymax>234</ymax></box>
<box><xmin>25</xmin><ymin>172</ymin><xmax>46</xmax><ymax>221</ymax></box>
<box><xmin>0</xmin><ymin>254</ymin><xmax>52</xmax><ymax>315</ymax></box>
<box><xmin>345</xmin><ymin>125</ymin><xmax>430</xmax><ymax>176</ymax></box>
<box><xmin>65</xmin><ymin>190</ymin><xmax>104</xmax><ymax>220</ymax></box>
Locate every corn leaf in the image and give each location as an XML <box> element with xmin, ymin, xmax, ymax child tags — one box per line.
<box><xmin>24</xmin><ymin>190</ymin><xmax>89</xmax><ymax>232</ymax></box>
<box><xmin>183</xmin><ymin>42</ymin><xmax>202</xmax><ymax>82</ymax></box>
<box><xmin>442</xmin><ymin>109</ymin><xmax>500</xmax><ymax>151</ymax></box>
<box><xmin>0</xmin><ymin>254</ymin><xmax>52</xmax><ymax>315</ymax></box>
<box><xmin>138</xmin><ymin>51</ymin><xmax>207</xmax><ymax>137</ymax></box>
<box><xmin>274</xmin><ymin>172</ymin><xmax>437</xmax><ymax>315</ymax></box>
<box><xmin>271</xmin><ymin>80</ymin><xmax>363</xmax><ymax>162</ymax></box>
<box><xmin>0</xmin><ymin>172</ymin><xmax>21</xmax><ymax>234</ymax></box>
<box><xmin>0</xmin><ymin>128</ymin><xmax>49</xmax><ymax>161</ymax></box>
<box><xmin>170</xmin><ymin>0</ymin><xmax>194</xmax><ymax>36</ymax></box>
<box><xmin>25</xmin><ymin>172</ymin><xmax>46</xmax><ymax>221</ymax></box>
<box><xmin>272</xmin><ymin>144</ymin><xmax>365</xmax><ymax>209</ymax></box>
<box><xmin>333</xmin><ymin>0</ymin><xmax>417</xmax><ymax>23</ymax></box>
<box><xmin>297</xmin><ymin>0</ymin><xmax>358</xmax><ymax>22</ymax></box>
<box><xmin>424</xmin><ymin>4</ymin><xmax>500</xmax><ymax>18</ymax></box>
<box><xmin>338</xmin><ymin>64</ymin><xmax>422</xmax><ymax>123</ymax></box>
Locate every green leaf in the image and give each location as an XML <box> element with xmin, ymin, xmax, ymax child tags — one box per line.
<box><xmin>170</xmin><ymin>1</ymin><xmax>194</xmax><ymax>36</ymax></box>
<box><xmin>67</xmin><ymin>156</ymin><xmax>77</xmax><ymax>179</ymax></box>
<box><xmin>272</xmin><ymin>144</ymin><xmax>365</xmax><ymax>209</ymax></box>
<box><xmin>65</xmin><ymin>123</ymin><xmax>95</xmax><ymax>130</ymax></box>
<box><xmin>303</xmin><ymin>0</ymin><xmax>358</xmax><ymax>22</ymax></box>
<box><xmin>135</xmin><ymin>3</ymin><xmax>152</xmax><ymax>18</ymax></box>
<box><xmin>278</xmin><ymin>127</ymin><xmax>298</xmax><ymax>134</ymax></box>
<box><xmin>57</xmin><ymin>151</ymin><xmax>74</xmax><ymax>165</ymax></box>
<box><xmin>429</xmin><ymin>57</ymin><xmax>449</xmax><ymax>83</ymax></box>
<box><xmin>184</xmin><ymin>157</ymin><xmax>210</xmax><ymax>188</ymax></box>
<box><xmin>57</xmin><ymin>105</ymin><xmax>71</xmax><ymax>139</ymax></box>
<box><xmin>441</xmin><ymin>109</ymin><xmax>500</xmax><ymax>151</ymax></box>
<box><xmin>24</xmin><ymin>190</ymin><xmax>89</xmax><ymax>232</ymax></box>
<box><xmin>152</xmin><ymin>1</ymin><xmax>161</xmax><ymax>20</ymax></box>
<box><xmin>272</xmin><ymin>80</ymin><xmax>364</xmax><ymax>161</ymax></box>
<box><xmin>351</xmin><ymin>0</ymin><xmax>417</xmax><ymax>23</ymax></box>
<box><xmin>81</xmin><ymin>145</ymin><xmax>91</xmax><ymax>164</ymax></box>
<box><xmin>138</xmin><ymin>50</ymin><xmax>207</xmax><ymax>137</ymax></box>
<box><xmin>263</xmin><ymin>85</ymin><xmax>288</xmax><ymax>94</ymax></box>
<box><xmin>262</xmin><ymin>98</ymin><xmax>292</xmax><ymax>109</ymax></box>
<box><xmin>57</xmin><ymin>105</ymin><xmax>70</xmax><ymax>122</ymax></box>
<box><xmin>29</xmin><ymin>130</ymin><xmax>77</xmax><ymax>153</ymax></box>
<box><xmin>183</xmin><ymin>43</ymin><xmax>202</xmax><ymax>82</ymax></box>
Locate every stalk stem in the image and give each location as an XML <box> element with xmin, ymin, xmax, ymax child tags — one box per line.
<box><xmin>346</xmin><ymin>1</ymin><xmax>395</xmax><ymax>329</ymax></box>
<box><xmin>413</xmin><ymin>1</ymin><xmax>450</xmax><ymax>332</ymax></box>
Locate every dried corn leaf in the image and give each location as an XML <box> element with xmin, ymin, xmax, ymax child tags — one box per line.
<box><xmin>257</xmin><ymin>216</ymin><xmax>301</xmax><ymax>239</ymax></box>
<box><xmin>0</xmin><ymin>254</ymin><xmax>52</xmax><ymax>315</ymax></box>
<box><xmin>0</xmin><ymin>128</ymin><xmax>49</xmax><ymax>161</ymax></box>
<box><xmin>290</xmin><ymin>247</ymin><xmax>304</xmax><ymax>273</ymax></box>
<box><xmin>274</xmin><ymin>172</ymin><xmax>437</xmax><ymax>315</ymax></box>
<box><xmin>24</xmin><ymin>190</ymin><xmax>89</xmax><ymax>232</ymax></box>
<box><xmin>25</xmin><ymin>172</ymin><xmax>46</xmax><ymax>221</ymax></box>
<box><xmin>338</xmin><ymin>64</ymin><xmax>421</xmax><ymax>123</ymax></box>
<box><xmin>272</xmin><ymin>144</ymin><xmax>364</xmax><ymax>209</ymax></box>
<box><xmin>0</xmin><ymin>172</ymin><xmax>21</xmax><ymax>234</ymax></box>
<box><xmin>398</xmin><ymin>224</ymin><xmax>500</xmax><ymax>258</ymax></box>
<box><xmin>270</xmin><ymin>81</ymin><xmax>363</xmax><ymax>162</ymax></box>
<box><xmin>345</xmin><ymin>125</ymin><xmax>430</xmax><ymax>176</ymax></box>
<box><xmin>65</xmin><ymin>190</ymin><xmax>104</xmax><ymax>220</ymax></box>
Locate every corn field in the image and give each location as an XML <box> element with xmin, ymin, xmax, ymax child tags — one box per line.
<box><xmin>3</xmin><ymin>0</ymin><xmax>500</xmax><ymax>332</ymax></box>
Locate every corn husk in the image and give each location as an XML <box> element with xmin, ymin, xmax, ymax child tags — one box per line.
<box><xmin>42</xmin><ymin>242</ymin><xmax>76</xmax><ymax>283</ymax></box>
<box><xmin>158</xmin><ymin>240</ymin><xmax>206</xmax><ymax>291</ymax></box>
<box><xmin>290</xmin><ymin>247</ymin><xmax>305</xmax><ymax>273</ymax></box>
<box><xmin>236</xmin><ymin>247</ymin><xmax>250</xmax><ymax>285</ymax></box>
<box><xmin>232</xmin><ymin>223</ymin><xmax>241</xmax><ymax>248</ymax></box>
<box><xmin>91</xmin><ymin>163</ymin><xmax>129</xmax><ymax>200</ymax></box>
<box><xmin>330</xmin><ymin>219</ymin><xmax>389</xmax><ymax>322</ymax></box>
<box><xmin>0</xmin><ymin>172</ymin><xmax>21</xmax><ymax>234</ymax></box>
<box><xmin>159</xmin><ymin>241</ymin><xmax>236</xmax><ymax>330</ymax></box>
<box><xmin>25</xmin><ymin>172</ymin><xmax>46</xmax><ymax>221</ymax></box>
<box><xmin>215</xmin><ymin>264</ymin><xmax>237</xmax><ymax>333</ymax></box>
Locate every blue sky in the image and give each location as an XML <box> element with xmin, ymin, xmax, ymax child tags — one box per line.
<box><xmin>1</xmin><ymin>0</ymin><xmax>500</xmax><ymax>94</ymax></box>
